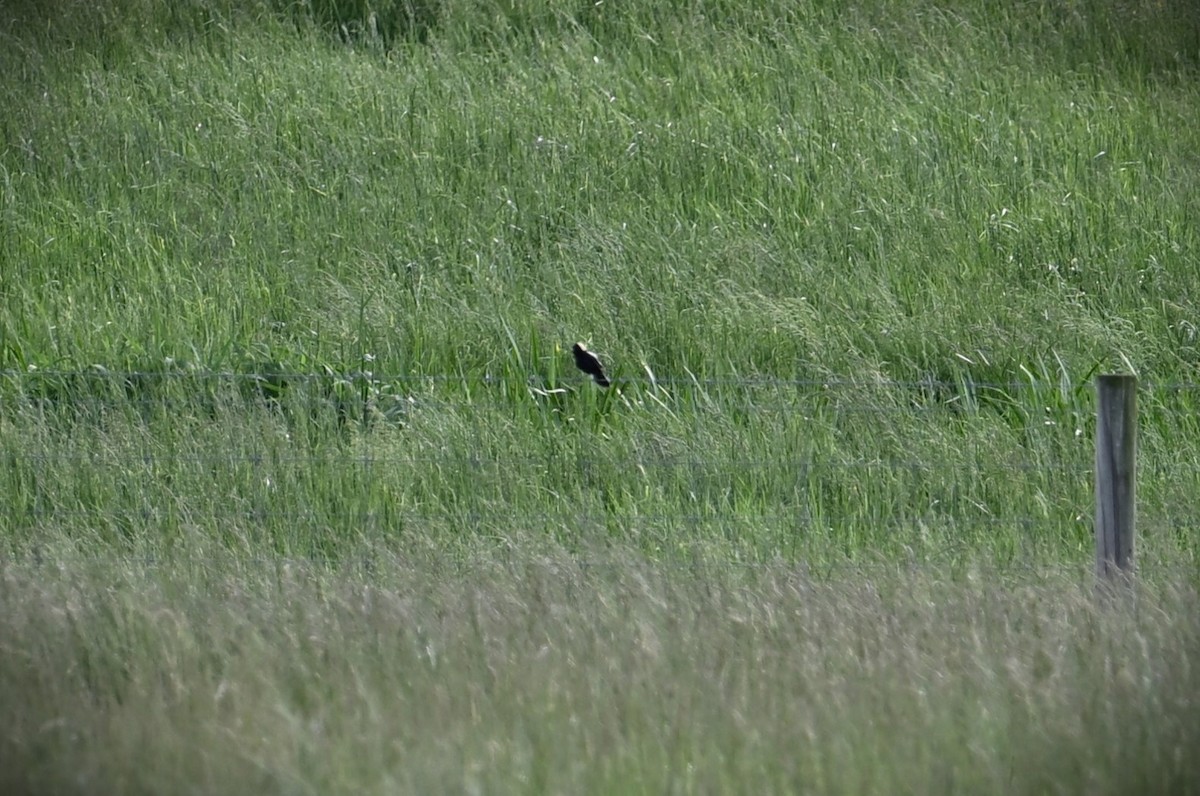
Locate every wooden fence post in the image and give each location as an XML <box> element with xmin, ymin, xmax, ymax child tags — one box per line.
<box><xmin>1095</xmin><ymin>374</ymin><xmax>1137</xmax><ymax>581</ymax></box>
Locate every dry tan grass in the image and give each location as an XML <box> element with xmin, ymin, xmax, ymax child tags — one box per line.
<box><xmin>2</xmin><ymin>551</ymin><xmax>1197</xmax><ymax>795</ymax></box>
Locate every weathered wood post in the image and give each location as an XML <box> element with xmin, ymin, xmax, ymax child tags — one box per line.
<box><xmin>1094</xmin><ymin>375</ymin><xmax>1137</xmax><ymax>582</ymax></box>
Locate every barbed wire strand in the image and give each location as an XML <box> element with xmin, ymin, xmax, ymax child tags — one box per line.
<box><xmin>4</xmin><ymin>505</ymin><xmax>1106</xmax><ymax>526</ymax></box>
<box><xmin>0</xmin><ymin>551</ymin><xmax>1103</xmax><ymax>578</ymax></box>
<box><xmin>3</xmin><ymin>450</ymin><xmax>1095</xmax><ymax>473</ymax></box>
<box><xmin>5</xmin><ymin>368</ymin><xmax>1200</xmax><ymax>392</ymax></box>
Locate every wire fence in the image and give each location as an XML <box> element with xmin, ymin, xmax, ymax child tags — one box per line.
<box><xmin>2</xmin><ymin>370</ymin><xmax>1198</xmax><ymax>573</ymax></box>
<box><xmin>3</xmin><ymin>368</ymin><xmax>1199</xmax><ymax>427</ymax></box>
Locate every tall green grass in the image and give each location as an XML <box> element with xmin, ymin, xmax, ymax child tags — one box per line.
<box><xmin>3</xmin><ymin>0</ymin><xmax>1197</xmax><ymax>381</ymax></box>
<box><xmin>2</xmin><ymin>0</ymin><xmax>1199</xmax><ymax>791</ymax></box>
<box><xmin>2</xmin><ymin>0</ymin><xmax>1198</xmax><ymax>561</ymax></box>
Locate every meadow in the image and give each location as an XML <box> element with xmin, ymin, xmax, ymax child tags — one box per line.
<box><xmin>1</xmin><ymin>0</ymin><xmax>1199</xmax><ymax>792</ymax></box>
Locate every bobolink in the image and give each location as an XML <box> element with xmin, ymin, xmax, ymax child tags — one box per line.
<box><xmin>572</xmin><ymin>342</ymin><xmax>610</xmax><ymax>387</ymax></box>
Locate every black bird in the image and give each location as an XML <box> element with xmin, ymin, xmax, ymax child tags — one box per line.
<box><xmin>572</xmin><ymin>342</ymin><xmax>610</xmax><ymax>387</ymax></box>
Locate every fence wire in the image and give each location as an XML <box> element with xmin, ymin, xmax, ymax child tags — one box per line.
<box><xmin>5</xmin><ymin>368</ymin><xmax>1200</xmax><ymax>392</ymax></box>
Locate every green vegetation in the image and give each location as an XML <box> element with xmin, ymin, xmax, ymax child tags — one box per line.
<box><xmin>2</xmin><ymin>0</ymin><xmax>1198</xmax><ymax>792</ymax></box>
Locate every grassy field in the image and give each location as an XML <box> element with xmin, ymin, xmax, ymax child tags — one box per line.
<box><xmin>2</xmin><ymin>0</ymin><xmax>1200</xmax><ymax>792</ymax></box>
